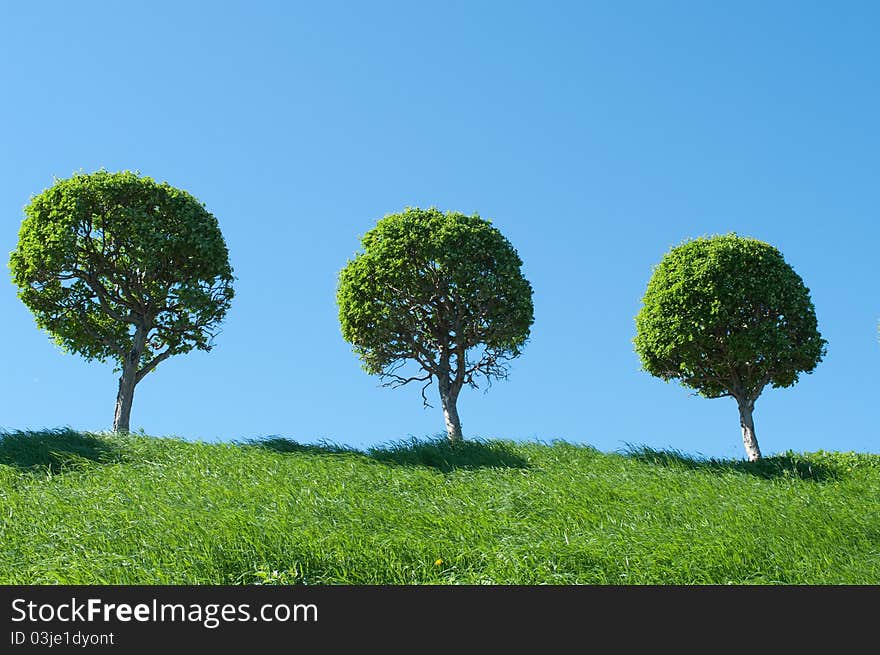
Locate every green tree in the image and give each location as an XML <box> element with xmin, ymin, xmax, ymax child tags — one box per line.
<box><xmin>9</xmin><ymin>170</ymin><xmax>234</xmax><ymax>432</ymax></box>
<box><xmin>337</xmin><ymin>207</ymin><xmax>534</xmax><ymax>444</ymax></box>
<box><xmin>634</xmin><ymin>233</ymin><xmax>826</xmax><ymax>460</ymax></box>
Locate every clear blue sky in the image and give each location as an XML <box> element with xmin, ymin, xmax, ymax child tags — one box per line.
<box><xmin>1</xmin><ymin>1</ymin><xmax>877</xmax><ymax>459</ymax></box>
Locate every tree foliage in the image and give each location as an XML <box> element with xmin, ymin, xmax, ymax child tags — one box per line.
<box><xmin>337</xmin><ymin>207</ymin><xmax>533</xmax><ymax>439</ymax></box>
<box><xmin>634</xmin><ymin>233</ymin><xmax>826</xmax><ymax>402</ymax></box>
<box><xmin>9</xmin><ymin>170</ymin><xmax>234</xmax><ymax>427</ymax></box>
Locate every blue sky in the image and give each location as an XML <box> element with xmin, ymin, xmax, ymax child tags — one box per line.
<box><xmin>1</xmin><ymin>1</ymin><xmax>877</xmax><ymax>459</ymax></box>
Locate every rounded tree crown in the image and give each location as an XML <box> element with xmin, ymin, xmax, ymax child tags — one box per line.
<box><xmin>337</xmin><ymin>207</ymin><xmax>534</xmax><ymax>375</ymax></box>
<box><xmin>9</xmin><ymin>170</ymin><xmax>234</xmax><ymax>363</ymax></box>
<box><xmin>633</xmin><ymin>233</ymin><xmax>826</xmax><ymax>400</ymax></box>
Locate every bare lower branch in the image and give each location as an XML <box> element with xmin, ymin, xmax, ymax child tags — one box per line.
<box><xmin>460</xmin><ymin>345</ymin><xmax>514</xmax><ymax>390</ymax></box>
<box><xmin>379</xmin><ymin>365</ymin><xmax>435</xmax><ymax>408</ymax></box>
<box><xmin>135</xmin><ymin>347</ymin><xmax>175</xmax><ymax>383</ymax></box>
<box><xmin>418</xmin><ymin>377</ymin><xmax>433</xmax><ymax>407</ymax></box>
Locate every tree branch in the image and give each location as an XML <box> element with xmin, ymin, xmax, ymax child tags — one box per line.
<box><xmin>75</xmin><ymin>269</ymin><xmax>138</xmax><ymax>324</ymax></box>
<box><xmin>135</xmin><ymin>347</ymin><xmax>176</xmax><ymax>384</ymax></box>
<box><xmin>379</xmin><ymin>368</ymin><xmax>434</xmax><ymax>408</ymax></box>
<box><xmin>72</xmin><ymin>307</ymin><xmax>126</xmax><ymax>359</ymax></box>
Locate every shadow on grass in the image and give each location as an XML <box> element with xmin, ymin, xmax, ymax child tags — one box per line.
<box><xmin>368</xmin><ymin>437</ymin><xmax>529</xmax><ymax>472</ymax></box>
<box><xmin>249</xmin><ymin>436</ymin><xmax>529</xmax><ymax>473</ymax></box>
<box><xmin>0</xmin><ymin>428</ymin><xmax>122</xmax><ymax>474</ymax></box>
<box><xmin>626</xmin><ymin>446</ymin><xmax>839</xmax><ymax>482</ymax></box>
<box><xmin>246</xmin><ymin>437</ymin><xmax>360</xmax><ymax>457</ymax></box>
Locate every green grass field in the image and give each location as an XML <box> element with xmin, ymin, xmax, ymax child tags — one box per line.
<box><xmin>1</xmin><ymin>429</ymin><xmax>877</xmax><ymax>584</ymax></box>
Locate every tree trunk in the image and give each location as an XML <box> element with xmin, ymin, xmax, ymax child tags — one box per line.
<box><xmin>113</xmin><ymin>325</ymin><xmax>147</xmax><ymax>433</ymax></box>
<box><xmin>438</xmin><ymin>377</ymin><xmax>463</xmax><ymax>445</ymax></box>
<box><xmin>736</xmin><ymin>397</ymin><xmax>762</xmax><ymax>462</ymax></box>
<box><xmin>113</xmin><ymin>369</ymin><xmax>137</xmax><ymax>433</ymax></box>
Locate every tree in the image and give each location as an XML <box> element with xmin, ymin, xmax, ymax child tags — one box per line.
<box><xmin>633</xmin><ymin>233</ymin><xmax>826</xmax><ymax>461</ymax></box>
<box><xmin>9</xmin><ymin>170</ymin><xmax>234</xmax><ymax>432</ymax></box>
<box><xmin>337</xmin><ymin>207</ymin><xmax>534</xmax><ymax>444</ymax></box>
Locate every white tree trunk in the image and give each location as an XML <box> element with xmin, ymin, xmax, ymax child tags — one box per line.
<box><xmin>438</xmin><ymin>377</ymin><xmax>463</xmax><ymax>445</ymax></box>
<box><xmin>113</xmin><ymin>325</ymin><xmax>147</xmax><ymax>433</ymax></box>
<box><xmin>736</xmin><ymin>397</ymin><xmax>762</xmax><ymax>461</ymax></box>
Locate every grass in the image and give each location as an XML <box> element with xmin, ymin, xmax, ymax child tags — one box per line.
<box><xmin>0</xmin><ymin>428</ymin><xmax>878</xmax><ymax>584</ymax></box>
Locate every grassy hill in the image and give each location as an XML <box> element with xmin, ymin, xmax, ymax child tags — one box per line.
<box><xmin>1</xmin><ymin>429</ymin><xmax>878</xmax><ymax>584</ymax></box>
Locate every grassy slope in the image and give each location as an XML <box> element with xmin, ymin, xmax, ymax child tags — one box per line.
<box><xmin>0</xmin><ymin>429</ymin><xmax>878</xmax><ymax>584</ymax></box>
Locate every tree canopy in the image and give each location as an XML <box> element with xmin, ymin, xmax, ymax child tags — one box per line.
<box><xmin>9</xmin><ymin>170</ymin><xmax>234</xmax><ymax>431</ymax></box>
<box><xmin>337</xmin><ymin>207</ymin><xmax>534</xmax><ymax>442</ymax></box>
